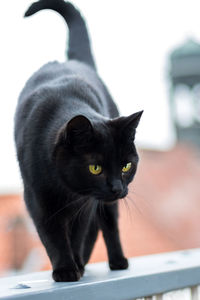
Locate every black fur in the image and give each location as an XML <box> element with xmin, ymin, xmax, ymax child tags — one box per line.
<box><xmin>15</xmin><ymin>0</ymin><xmax>143</xmax><ymax>282</ymax></box>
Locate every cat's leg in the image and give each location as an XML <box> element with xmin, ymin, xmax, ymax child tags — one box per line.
<box><xmin>98</xmin><ymin>202</ymin><xmax>128</xmax><ymax>270</ymax></box>
<box><xmin>70</xmin><ymin>218</ymin><xmax>88</xmax><ymax>276</ymax></box>
<box><xmin>70</xmin><ymin>200</ymin><xmax>99</xmax><ymax>272</ymax></box>
<box><xmin>36</xmin><ymin>219</ymin><xmax>82</xmax><ymax>282</ymax></box>
<box><xmin>70</xmin><ymin>207</ymin><xmax>98</xmax><ymax>274</ymax></box>
<box><xmin>82</xmin><ymin>218</ymin><xmax>99</xmax><ymax>265</ymax></box>
<box><xmin>24</xmin><ymin>189</ymin><xmax>81</xmax><ymax>282</ymax></box>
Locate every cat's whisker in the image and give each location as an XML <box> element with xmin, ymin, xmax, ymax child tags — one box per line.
<box><xmin>77</xmin><ymin>198</ymin><xmax>93</xmax><ymax>223</ymax></box>
<box><xmin>45</xmin><ymin>196</ymin><xmax>87</xmax><ymax>224</ymax></box>
<box><xmin>45</xmin><ymin>187</ymin><xmax>95</xmax><ymax>224</ymax></box>
<box><xmin>129</xmin><ymin>185</ymin><xmax>147</xmax><ymax>199</ymax></box>
<box><xmin>121</xmin><ymin>197</ymin><xmax>133</xmax><ymax>222</ymax></box>
<box><xmin>128</xmin><ymin>187</ymin><xmax>152</xmax><ymax>210</ymax></box>
<box><xmin>68</xmin><ymin>201</ymin><xmax>88</xmax><ymax>228</ymax></box>
<box><xmin>124</xmin><ymin>194</ymin><xmax>143</xmax><ymax>216</ymax></box>
<box><xmin>69</xmin><ymin>197</ymin><xmax>92</xmax><ymax>226</ymax></box>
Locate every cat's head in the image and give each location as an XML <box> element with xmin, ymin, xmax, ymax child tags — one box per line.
<box><xmin>53</xmin><ymin>111</ymin><xmax>143</xmax><ymax>203</ymax></box>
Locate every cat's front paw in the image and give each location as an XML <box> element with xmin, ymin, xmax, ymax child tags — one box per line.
<box><xmin>109</xmin><ymin>257</ymin><xmax>129</xmax><ymax>270</ymax></box>
<box><xmin>52</xmin><ymin>268</ymin><xmax>81</xmax><ymax>282</ymax></box>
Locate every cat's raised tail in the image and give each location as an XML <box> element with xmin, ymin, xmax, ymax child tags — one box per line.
<box><xmin>24</xmin><ymin>0</ymin><xmax>96</xmax><ymax>69</ymax></box>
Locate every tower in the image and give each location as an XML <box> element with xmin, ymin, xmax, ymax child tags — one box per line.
<box><xmin>169</xmin><ymin>39</ymin><xmax>200</xmax><ymax>147</ymax></box>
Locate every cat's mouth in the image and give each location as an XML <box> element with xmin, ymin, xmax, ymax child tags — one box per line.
<box><xmin>75</xmin><ymin>188</ymin><xmax>128</xmax><ymax>203</ymax></box>
<box><xmin>97</xmin><ymin>190</ymin><xmax>128</xmax><ymax>204</ymax></box>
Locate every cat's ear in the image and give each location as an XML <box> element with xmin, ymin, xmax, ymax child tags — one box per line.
<box><xmin>111</xmin><ymin>110</ymin><xmax>143</xmax><ymax>141</ymax></box>
<box><xmin>122</xmin><ymin>110</ymin><xmax>143</xmax><ymax>140</ymax></box>
<box><xmin>123</xmin><ymin>110</ymin><xmax>143</xmax><ymax>129</ymax></box>
<box><xmin>66</xmin><ymin>115</ymin><xmax>93</xmax><ymax>145</ymax></box>
<box><xmin>54</xmin><ymin>115</ymin><xmax>93</xmax><ymax>152</ymax></box>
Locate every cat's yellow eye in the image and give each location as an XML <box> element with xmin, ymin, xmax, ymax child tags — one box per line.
<box><xmin>89</xmin><ymin>164</ymin><xmax>102</xmax><ymax>175</ymax></box>
<box><xmin>122</xmin><ymin>162</ymin><xmax>132</xmax><ymax>173</ymax></box>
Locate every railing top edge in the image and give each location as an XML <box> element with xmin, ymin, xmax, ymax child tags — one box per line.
<box><xmin>1</xmin><ymin>248</ymin><xmax>200</xmax><ymax>300</ymax></box>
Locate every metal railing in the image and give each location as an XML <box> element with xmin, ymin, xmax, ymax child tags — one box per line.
<box><xmin>1</xmin><ymin>248</ymin><xmax>200</xmax><ymax>300</ymax></box>
<box><xmin>142</xmin><ymin>286</ymin><xmax>199</xmax><ymax>299</ymax></box>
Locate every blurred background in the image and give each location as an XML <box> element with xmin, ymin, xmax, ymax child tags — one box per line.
<box><xmin>0</xmin><ymin>0</ymin><xmax>200</xmax><ymax>277</ymax></box>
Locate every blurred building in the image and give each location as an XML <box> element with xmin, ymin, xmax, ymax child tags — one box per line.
<box><xmin>169</xmin><ymin>38</ymin><xmax>200</xmax><ymax>147</ymax></box>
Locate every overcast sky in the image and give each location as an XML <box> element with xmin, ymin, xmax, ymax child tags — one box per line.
<box><xmin>1</xmin><ymin>0</ymin><xmax>200</xmax><ymax>192</ymax></box>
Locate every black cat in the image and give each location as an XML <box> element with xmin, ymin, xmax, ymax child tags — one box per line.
<box><xmin>14</xmin><ymin>0</ymin><xmax>143</xmax><ymax>282</ymax></box>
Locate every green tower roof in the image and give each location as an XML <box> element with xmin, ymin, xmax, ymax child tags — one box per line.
<box><xmin>171</xmin><ymin>38</ymin><xmax>200</xmax><ymax>59</ymax></box>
